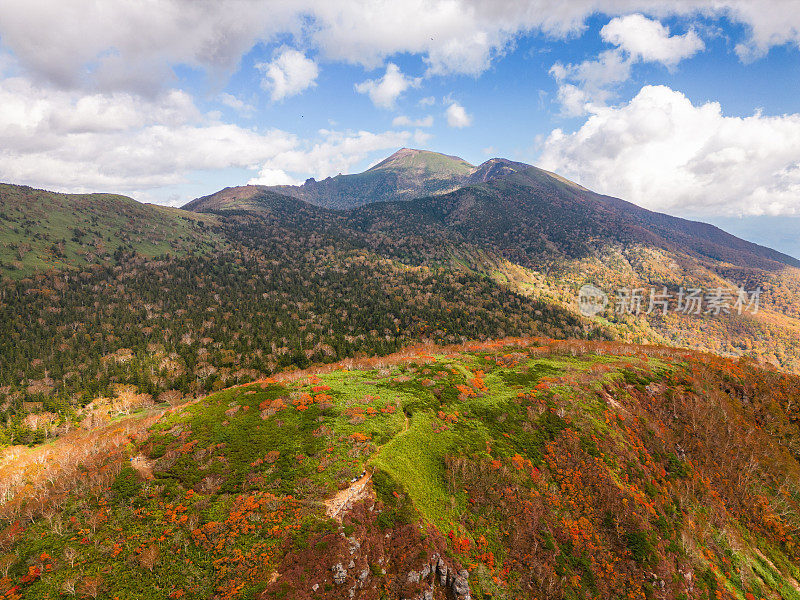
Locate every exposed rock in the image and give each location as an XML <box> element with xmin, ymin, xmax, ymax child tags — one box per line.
<box><xmin>437</xmin><ymin>557</ymin><xmax>448</xmax><ymax>586</ymax></box>
<box><xmin>332</xmin><ymin>562</ymin><xmax>347</xmax><ymax>585</ymax></box>
<box><xmin>451</xmin><ymin>569</ymin><xmax>471</xmax><ymax>600</ymax></box>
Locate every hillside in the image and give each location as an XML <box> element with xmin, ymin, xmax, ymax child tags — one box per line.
<box><xmin>183</xmin><ymin>155</ymin><xmax>800</xmax><ymax>372</ymax></box>
<box><xmin>3</xmin><ymin>339</ymin><xmax>800</xmax><ymax>599</ymax></box>
<box><xmin>346</xmin><ymin>165</ymin><xmax>800</xmax><ymax>271</ymax></box>
<box><xmin>0</xmin><ymin>184</ymin><xmax>221</xmax><ymax>276</ymax></box>
<box><xmin>0</xmin><ymin>189</ymin><xmax>593</xmax><ymax>446</ymax></box>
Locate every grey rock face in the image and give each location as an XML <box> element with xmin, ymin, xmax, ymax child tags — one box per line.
<box><xmin>436</xmin><ymin>557</ymin><xmax>448</xmax><ymax>586</ymax></box>
<box><xmin>332</xmin><ymin>562</ymin><xmax>347</xmax><ymax>585</ymax></box>
<box><xmin>451</xmin><ymin>569</ymin><xmax>471</xmax><ymax>600</ymax></box>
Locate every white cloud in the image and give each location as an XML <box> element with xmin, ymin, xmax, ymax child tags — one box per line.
<box><xmin>539</xmin><ymin>85</ymin><xmax>800</xmax><ymax>217</ymax></box>
<box><xmin>258</xmin><ymin>48</ymin><xmax>319</xmax><ymax>102</ymax></box>
<box><xmin>726</xmin><ymin>0</ymin><xmax>800</xmax><ymax>60</ymax></box>
<box><xmin>0</xmin><ymin>68</ymin><xmax>430</xmax><ymax>199</ymax></box>
<box><xmin>418</xmin><ymin>96</ymin><xmax>436</xmax><ymax>107</ymax></box>
<box><xmin>601</xmin><ymin>14</ymin><xmax>704</xmax><ymax>66</ymax></box>
<box><xmin>250</xmin><ymin>128</ymin><xmax>415</xmax><ymax>181</ymax></box>
<box><xmin>0</xmin><ymin>75</ymin><xmax>420</xmax><ymax>194</ymax></box>
<box><xmin>355</xmin><ymin>63</ymin><xmax>420</xmax><ymax>109</ymax></box>
<box><xmin>1</xmin><ymin>1</ymin><xmax>800</xmax><ymax>203</ymax></box>
<box><xmin>218</xmin><ymin>93</ymin><xmax>255</xmax><ymax>115</ymax></box>
<box><xmin>551</xmin><ymin>14</ymin><xmax>703</xmax><ymax>115</ymax></box>
<box><xmin>413</xmin><ymin>129</ymin><xmax>433</xmax><ymax>145</ymax></box>
<box><xmin>445</xmin><ymin>101</ymin><xmax>473</xmax><ymax>128</ymax></box>
<box><xmin>550</xmin><ymin>49</ymin><xmax>631</xmax><ymax>115</ymax></box>
<box><xmin>0</xmin><ymin>1</ymin><xmax>797</xmax><ymax>95</ymax></box>
<box><xmin>392</xmin><ymin>115</ymin><xmax>434</xmax><ymax>127</ymax></box>
<box><xmin>247</xmin><ymin>168</ymin><xmax>299</xmax><ymax>186</ymax></box>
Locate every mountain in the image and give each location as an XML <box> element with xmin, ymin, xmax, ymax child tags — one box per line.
<box><xmin>2</xmin><ymin>148</ymin><xmax>800</xmax><ymax>423</ymax></box>
<box><xmin>463</xmin><ymin>157</ymin><xmax>535</xmax><ymax>184</ymax></box>
<box><xmin>183</xmin><ymin>150</ymin><xmax>799</xmax><ymax>271</ymax></box>
<box><xmin>2</xmin><ymin>148</ymin><xmax>799</xmax><ymax>441</ymax></box>
<box><xmin>0</xmin><ymin>183</ymin><xmax>221</xmax><ymax>275</ymax></box>
<box><xmin>348</xmin><ymin>163</ymin><xmax>800</xmax><ymax>271</ymax></box>
<box><xmin>4</xmin><ymin>339</ymin><xmax>800</xmax><ymax>599</ymax></box>
<box><xmin>182</xmin><ymin>185</ymin><xmax>312</xmax><ymax>215</ymax></box>
<box><xmin>182</xmin><ymin>150</ymin><xmax>800</xmax><ymax>374</ymax></box>
<box><xmin>367</xmin><ymin>147</ymin><xmax>474</xmax><ymax>178</ymax></box>
<box><xmin>187</xmin><ymin>149</ymin><xmax>476</xmax><ymax>212</ymax></box>
<box><xmin>186</xmin><ymin>150</ymin><xmax>546</xmax><ymax>213</ymax></box>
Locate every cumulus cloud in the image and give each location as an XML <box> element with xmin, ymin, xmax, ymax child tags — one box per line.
<box><xmin>601</xmin><ymin>13</ymin><xmax>704</xmax><ymax>65</ymax></box>
<box><xmin>445</xmin><ymin>101</ymin><xmax>473</xmax><ymax>128</ymax></box>
<box><xmin>550</xmin><ymin>49</ymin><xmax>631</xmax><ymax>115</ymax></box>
<box><xmin>551</xmin><ymin>14</ymin><xmax>704</xmax><ymax>115</ymax></box>
<box><xmin>1</xmin><ymin>1</ymin><xmax>796</xmax><ymax>95</ymax></box>
<box><xmin>247</xmin><ymin>168</ymin><xmax>299</xmax><ymax>186</ymax></box>
<box><xmin>392</xmin><ymin>115</ymin><xmax>434</xmax><ymax>127</ymax></box>
<box><xmin>1</xmin><ymin>0</ymin><xmax>800</xmax><ymax>202</ymax></box>
<box><xmin>248</xmin><ymin>129</ymin><xmax>415</xmax><ymax>182</ymax></box>
<box><xmin>539</xmin><ymin>85</ymin><xmax>800</xmax><ymax>216</ymax></box>
<box><xmin>218</xmin><ymin>93</ymin><xmax>255</xmax><ymax>115</ymax></box>
<box><xmin>355</xmin><ymin>64</ymin><xmax>420</xmax><ymax>109</ymax></box>
<box><xmin>0</xmin><ymin>75</ymin><xmax>420</xmax><ymax>195</ymax></box>
<box><xmin>258</xmin><ymin>48</ymin><xmax>319</xmax><ymax>102</ymax></box>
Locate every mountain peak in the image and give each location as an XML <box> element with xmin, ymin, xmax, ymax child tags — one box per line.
<box><xmin>367</xmin><ymin>148</ymin><xmax>474</xmax><ymax>176</ymax></box>
<box><xmin>466</xmin><ymin>157</ymin><xmax>533</xmax><ymax>184</ymax></box>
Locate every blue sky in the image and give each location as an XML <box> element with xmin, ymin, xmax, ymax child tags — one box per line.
<box><xmin>1</xmin><ymin>1</ymin><xmax>799</xmax><ymax>256</ymax></box>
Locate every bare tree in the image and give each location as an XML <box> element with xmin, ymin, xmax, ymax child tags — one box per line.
<box><xmin>63</xmin><ymin>546</ymin><xmax>78</xmax><ymax>568</ymax></box>
<box><xmin>0</xmin><ymin>554</ymin><xmax>16</xmax><ymax>578</ymax></box>
<box><xmin>61</xmin><ymin>578</ymin><xmax>76</xmax><ymax>596</ymax></box>
<box><xmin>79</xmin><ymin>575</ymin><xmax>104</xmax><ymax>599</ymax></box>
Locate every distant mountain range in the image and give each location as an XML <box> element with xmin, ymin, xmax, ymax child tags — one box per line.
<box><xmin>185</xmin><ymin>148</ymin><xmax>799</xmax><ymax>272</ymax></box>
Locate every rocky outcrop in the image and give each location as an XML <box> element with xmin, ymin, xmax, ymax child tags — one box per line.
<box><xmin>332</xmin><ymin>562</ymin><xmax>347</xmax><ymax>585</ymax></box>
<box><xmin>257</xmin><ymin>500</ymin><xmax>471</xmax><ymax>600</ymax></box>
<box><xmin>398</xmin><ymin>553</ymin><xmax>470</xmax><ymax>600</ymax></box>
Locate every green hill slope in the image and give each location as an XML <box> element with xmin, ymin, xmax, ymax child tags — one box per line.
<box><xmin>3</xmin><ymin>339</ymin><xmax>800</xmax><ymax>599</ymax></box>
<box><xmin>0</xmin><ymin>184</ymin><xmax>221</xmax><ymax>276</ymax></box>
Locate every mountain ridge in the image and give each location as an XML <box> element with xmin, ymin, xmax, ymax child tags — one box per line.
<box><xmin>180</xmin><ymin>150</ymin><xmax>800</xmax><ymax>271</ymax></box>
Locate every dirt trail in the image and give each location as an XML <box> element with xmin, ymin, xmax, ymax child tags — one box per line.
<box><xmin>324</xmin><ymin>411</ymin><xmax>410</xmax><ymax>520</ymax></box>
<box><xmin>325</xmin><ymin>471</ymin><xmax>373</xmax><ymax>521</ymax></box>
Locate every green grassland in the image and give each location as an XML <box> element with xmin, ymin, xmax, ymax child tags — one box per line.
<box><xmin>0</xmin><ymin>184</ymin><xmax>221</xmax><ymax>276</ymax></box>
<box><xmin>4</xmin><ymin>341</ymin><xmax>800</xmax><ymax>599</ymax></box>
